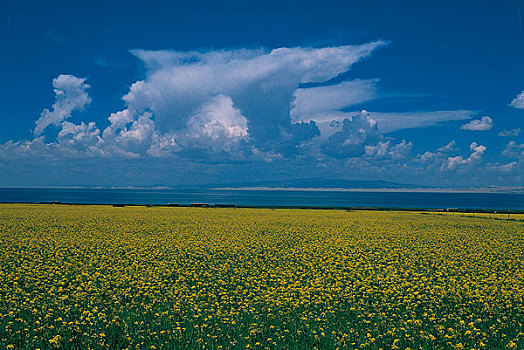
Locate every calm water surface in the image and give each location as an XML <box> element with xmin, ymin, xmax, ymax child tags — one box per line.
<box><xmin>1</xmin><ymin>188</ymin><xmax>523</xmax><ymax>209</ymax></box>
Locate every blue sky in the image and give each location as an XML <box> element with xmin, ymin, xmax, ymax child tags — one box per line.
<box><xmin>1</xmin><ymin>0</ymin><xmax>523</xmax><ymax>187</ymax></box>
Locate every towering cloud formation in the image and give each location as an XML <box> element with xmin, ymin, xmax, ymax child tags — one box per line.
<box><xmin>122</xmin><ymin>42</ymin><xmax>387</xmax><ymax>153</ymax></box>
<box><xmin>3</xmin><ymin>42</ymin><xmax>517</xmax><ymax>188</ymax></box>
<box><xmin>8</xmin><ymin>43</ymin><xmax>408</xmax><ymax>161</ymax></box>
<box><xmin>34</xmin><ymin>75</ymin><xmax>91</xmax><ymax>136</ymax></box>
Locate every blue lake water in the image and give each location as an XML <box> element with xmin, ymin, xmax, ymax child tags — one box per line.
<box><xmin>0</xmin><ymin>188</ymin><xmax>523</xmax><ymax>210</ymax></box>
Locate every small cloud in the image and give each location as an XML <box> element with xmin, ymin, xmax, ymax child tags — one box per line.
<box><xmin>500</xmin><ymin>161</ymin><xmax>517</xmax><ymax>172</ymax></box>
<box><xmin>460</xmin><ymin>116</ymin><xmax>493</xmax><ymax>131</ymax></box>
<box><xmin>34</xmin><ymin>75</ymin><xmax>91</xmax><ymax>136</ymax></box>
<box><xmin>102</xmin><ymin>110</ymin><xmax>157</xmax><ymax>157</ymax></box>
<box><xmin>437</xmin><ymin>140</ymin><xmax>456</xmax><ymax>152</ymax></box>
<box><xmin>498</xmin><ymin>128</ymin><xmax>521</xmax><ymax>137</ymax></box>
<box><xmin>416</xmin><ymin>141</ymin><xmax>456</xmax><ymax>166</ymax></box>
<box><xmin>509</xmin><ymin>91</ymin><xmax>524</xmax><ymax>109</ymax></box>
<box><xmin>443</xmin><ymin>142</ymin><xmax>486</xmax><ymax>170</ymax></box>
<box><xmin>502</xmin><ymin>141</ymin><xmax>524</xmax><ymax>158</ymax></box>
<box><xmin>469</xmin><ymin>142</ymin><xmax>486</xmax><ymax>157</ymax></box>
<box><xmin>321</xmin><ymin>114</ymin><xmax>381</xmax><ymax>158</ymax></box>
<box><xmin>58</xmin><ymin>121</ymin><xmax>101</xmax><ymax>152</ymax></box>
<box><xmin>364</xmin><ymin>139</ymin><xmax>412</xmax><ymax>159</ymax></box>
<box><xmin>417</xmin><ymin>151</ymin><xmax>440</xmax><ymax>162</ymax></box>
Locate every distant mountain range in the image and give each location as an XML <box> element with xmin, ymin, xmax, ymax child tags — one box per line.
<box><xmin>199</xmin><ymin>178</ymin><xmax>423</xmax><ymax>189</ymax></box>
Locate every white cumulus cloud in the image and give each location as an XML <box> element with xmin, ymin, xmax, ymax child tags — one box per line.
<box><xmin>443</xmin><ymin>142</ymin><xmax>486</xmax><ymax>170</ymax></box>
<box><xmin>509</xmin><ymin>91</ymin><xmax>524</xmax><ymax>109</ymax></box>
<box><xmin>417</xmin><ymin>141</ymin><xmax>456</xmax><ymax>165</ymax></box>
<box><xmin>34</xmin><ymin>75</ymin><xmax>91</xmax><ymax>136</ymax></box>
<box><xmin>57</xmin><ymin>121</ymin><xmax>101</xmax><ymax>154</ymax></box>
<box><xmin>437</xmin><ymin>140</ymin><xmax>456</xmax><ymax>152</ymax></box>
<box><xmin>502</xmin><ymin>141</ymin><xmax>524</xmax><ymax>158</ymax></box>
<box><xmin>124</xmin><ymin>43</ymin><xmax>387</xmax><ymax>152</ymax></box>
<box><xmin>498</xmin><ymin>128</ymin><xmax>521</xmax><ymax>137</ymax></box>
<box><xmin>499</xmin><ymin>161</ymin><xmax>518</xmax><ymax>172</ymax></box>
<box><xmin>321</xmin><ymin>114</ymin><xmax>382</xmax><ymax>158</ymax></box>
<box><xmin>460</xmin><ymin>116</ymin><xmax>493</xmax><ymax>131</ymax></box>
<box><xmin>102</xmin><ymin>110</ymin><xmax>157</xmax><ymax>158</ymax></box>
<box><xmin>183</xmin><ymin>94</ymin><xmax>249</xmax><ymax>152</ymax></box>
<box><xmin>5</xmin><ymin>43</ymin><xmax>512</xmax><ymax>185</ymax></box>
<box><xmin>365</xmin><ymin>139</ymin><xmax>412</xmax><ymax>159</ymax></box>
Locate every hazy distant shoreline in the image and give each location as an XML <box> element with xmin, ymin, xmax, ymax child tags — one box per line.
<box><xmin>1</xmin><ymin>186</ymin><xmax>523</xmax><ymax>194</ymax></box>
<box><xmin>213</xmin><ymin>187</ymin><xmax>524</xmax><ymax>194</ymax></box>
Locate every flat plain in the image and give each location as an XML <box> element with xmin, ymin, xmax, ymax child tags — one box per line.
<box><xmin>1</xmin><ymin>204</ymin><xmax>523</xmax><ymax>349</ymax></box>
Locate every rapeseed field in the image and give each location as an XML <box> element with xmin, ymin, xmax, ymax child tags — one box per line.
<box><xmin>1</xmin><ymin>204</ymin><xmax>523</xmax><ymax>350</ymax></box>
